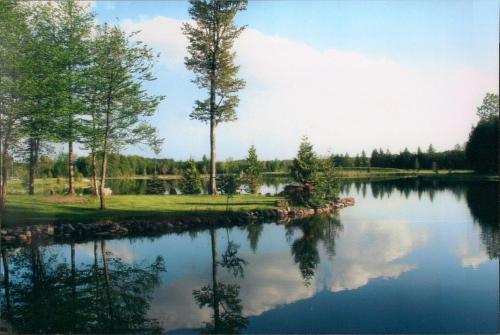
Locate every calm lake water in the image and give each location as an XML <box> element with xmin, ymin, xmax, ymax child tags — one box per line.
<box><xmin>1</xmin><ymin>179</ymin><xmax>498</xmax><ymax>334</ymax></box>
<box><xmin>105</xmin><ymin>175</ymin><xmax>290</xmax><ymax>195</ymax></box>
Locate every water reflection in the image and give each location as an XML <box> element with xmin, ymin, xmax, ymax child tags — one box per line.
<box><xmin>192</xmin><ymin>226</ymin><xmax>248</xmax><ymax>334</ymax></box>
<box><xmin>105</xmin><ymin>175</ymin><xmax>291</xmax><ymax>195</ymax></box>
<box><xmin>1</xmin><ymin>238</ymin><xmax>166</xmax><ymax>334</ymax></box>
<box><xmin>1</xmin><ymin>179</ymin><xmax>499</xmax><ymax>333</ymax></box>
<box><xmin>287</xmin><ymin>215</ymin><xmax>343</xmax><ymax>286</ymax></box>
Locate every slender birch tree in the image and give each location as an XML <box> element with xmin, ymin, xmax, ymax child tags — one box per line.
<box><xmin>89</xmin><ymin>25</ymin><xmax>163</xmax><ymax>209</ymax></box>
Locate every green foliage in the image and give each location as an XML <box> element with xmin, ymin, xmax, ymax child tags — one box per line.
<box><xmin>287</xmin><ymin>138</ymin><xmax>339</xmax><ymax>207</ymax></box>
<box><xmin>241</xmin><ymin>145</ymin><xmax>262</xmax><ymax>194</ymax></box>
<box><xmin>217</xmin><ymin>174</ymin><xmax>240</xmax><ymax>211</ymax></box>
<box><xmin>309</xmin><ymin>155</ymin><xmax>340</xmax><ymax>207</ymax></box>
<box><xmin>290</xmin><ymin>137</ymin><xmax>317</xmax><ymax>184</ymax></box>
<box><xmin>146</xmin><ymin>176</ymin><xmax>167</xmax><ymax>195</ymax></box>
<box><xmin>217</xmin><ymin>174</ymin><xmax>239</xmax><ymax>196</ymax></box>
<box><xmin>476</xmin><ymin>93</ymin><xmax>499</xmax><ymax>122</ymax></box>
<box><xmin>466</xmin><ymin>93</ymin><xmax>499</xmax><ymax>173</ymax></box>
<box><xmin>180</xmin><ymin>160</ymin><xmax>204</xmax><ymax>194</ymax></box>
<box><xmin>182</xmin><ymin>0</ymin><xmax>247</xmax><ymax>124</ymax></box>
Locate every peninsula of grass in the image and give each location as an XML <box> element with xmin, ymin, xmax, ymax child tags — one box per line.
<box><xmin>1</xmin><ymin>194</ymin><xmax>285</xmax><ymax>227</ymax></box>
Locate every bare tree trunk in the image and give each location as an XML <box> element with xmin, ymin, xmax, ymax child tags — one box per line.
<box><xmin>28</xmin><ymin>138</ymin><xmax>39</xmax><ymax>195</ymax></box>
<box><xmin>0</xmin><ymin>141</ymin><xmax>9</xmax><ymax>210</ymax></box>
<box><xmin>99</xmin><ymin>86</ymin><xmax>112</xmax><ymax>209</ymax></box>
<box><xmin>210</xmin><ymin>116</ymin><xmax>217</xmax><ymax>195</ymax></box>
<box><xmin>91</xmin><ymin>150</ymin><xmax>98</xmax><ymax>196</ymax></box>
<box><xmin>68</xmin><ymin>141</ymin><xmax>75</xmax><ymax>195</ymax></box>
<box><xmin>99</xmin><ymin>148</ymin><xmax>108</xmax><ymax>210</ymax></box>
<box><xmin>210</xmin><ymin>226</ymin><xmax>220</xmax><ymax>330</ymax></box>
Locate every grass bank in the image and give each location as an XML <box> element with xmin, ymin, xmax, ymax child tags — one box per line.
<box><xmin>1</xmin><ymin>194</ymin><xmax>283</xmax><ymax>227</ymax></box>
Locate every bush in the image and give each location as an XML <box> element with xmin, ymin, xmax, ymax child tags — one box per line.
<box><xmin>180</xmin><ymin>160</ymin><xmax>203</xmax><ymax>194</ymax></box>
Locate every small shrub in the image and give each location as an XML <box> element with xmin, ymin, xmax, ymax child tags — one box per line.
<box><xmin>180</xmin><ymin>160</ymin><xmax>203</xmax><ymax>194</ymax></box>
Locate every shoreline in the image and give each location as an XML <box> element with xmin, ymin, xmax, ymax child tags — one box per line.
<box><xmin>0</xmin><ymin>197</ymin><xmax>355</xmax><ymax>247</ymax></box>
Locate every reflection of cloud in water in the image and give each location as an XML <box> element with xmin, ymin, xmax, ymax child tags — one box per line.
<box><xmin>149</xmin><ymin>276</ymin><xmax>212</xmax><ymax>332</ymax></box>
<box><xmin>457</xmin><ymin>227</ymin><xmax>490</xmax><ymax>268</ymax></box>
<box><xmin>150</xmin><ymin>220</ymin><xmax>427</xmax><ymax>332</ymax></box>
<box><xmin>321</xmin><ymin>220</ymin><xmax>427</xmax><ymax>292</ymax></box>
<box><xmin>149</xmin><ymin>253</ymin><xmax>315</xmax><ymax>332</ymax></box>
<box><xmin>76</xmin><ymin>242</ymin><xmax>136</xmax><ymax>263</ymax></box>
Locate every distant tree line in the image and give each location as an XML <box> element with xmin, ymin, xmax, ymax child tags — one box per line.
<box><xmin>4</xmin><ymin>142</ymin><xmax>476</xmax><ymax>181</ymax></box>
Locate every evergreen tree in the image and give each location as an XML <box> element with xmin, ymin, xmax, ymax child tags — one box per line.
<box><xmin>180</xmin><ymin>160</ymin><xmax>203</xmax><ymax>194</ymax></box>
<box><xmin>242</xmin><ymin>145</ymin><xmax>262</xmax><ymax>194</ymax></box>
<box><xmin>466</xmin><ymin>93</ymin><xmax>499</xmax><ymax>173</ymax></box>
<box><xmin>182</xmin><ymin>0</ymin><xmax>247</xmax><ymax>194</ymax></box>
<box><xmin>291</xmin><ymin>136</ymin><xmax>317</xmax><ymax>184</ymax></box>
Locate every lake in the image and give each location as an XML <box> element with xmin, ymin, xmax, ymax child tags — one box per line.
<box><xmin>1</xmin><ymin>178</ymin><xmax>498</xmax><ymax>334</ymax></box>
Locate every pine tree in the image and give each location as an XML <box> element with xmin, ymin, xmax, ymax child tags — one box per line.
<box><xmin>291</xmin><ymin>137</ymin><xmax>317</xmax><ymax>184</ymax></box>
<box><xmin>242</xmin><ymin>145</ymin><xmax>262</xmax><ymax>194</ymax></box>
<box><xmin>182</xmin><ymin>0</ymin><xmax>247</xmax><ymax>194</ymax></box>
<box><xmin>180</xmin><ymin>160</ymin><xmax>203</xmax><ymax>194</ymax></box>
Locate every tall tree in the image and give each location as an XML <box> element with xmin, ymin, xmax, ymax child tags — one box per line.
<box><xmin>89</xmin><ymin>25</ymin><xmax>163</xmax><ymax>209</ymax></box>
<box><xmin>0</xmin><ymin>0</ymin><xmax>27</xmax><ymax>208</ymax></box>
<box><xmin>52</xmin><ymin>0</ymin><xmax>94</xmax><ymax>195</ymax></box>
<box><xmin>182</xmin><ymin>0</ymin><xmax>247</xmax><ymax>194</ymax></box>
<box><xmin>19</xmin><ymin>2</ymin><xmax>61</xmax><ymax>195</ymax></box>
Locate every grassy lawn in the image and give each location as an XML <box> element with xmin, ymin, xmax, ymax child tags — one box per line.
<box><xmin>1</xmin><ymin>194</ymin><xmax>282</xmax><ymax>227</ymax></box>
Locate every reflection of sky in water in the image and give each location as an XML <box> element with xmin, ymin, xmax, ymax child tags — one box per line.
<box><xmin>6</xmin><ymin>180</ymin><xmax>498</xmax><ymax>333</ymax></box>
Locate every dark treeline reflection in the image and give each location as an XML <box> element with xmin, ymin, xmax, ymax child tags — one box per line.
<box><xmin>192</xmin><ymin>226</ymin><xmax>249</xmax><ymax>334</ymax></box>
<box><xmin>342</xmin><ymin>178</ymin><xmax>499</xmax><ymax>260</ymax></box>
<box><xmin>340</xmin><ymin>178</ymin><xmax>470</xmax><ymax>202</ymax></box>
<box><xmin>466</xmin><ymin>182</ymin><xmax>499</xmax><ymax>259</ymax></box>
<box><xmin>1</xmin><ymin>239</ymin><xmax>166</xmax><ymax>334</ymax></box>
<box><xmin>287</xmin><ymin>215</ymin><xmax>343</xmax><ymax>286</ymax></box>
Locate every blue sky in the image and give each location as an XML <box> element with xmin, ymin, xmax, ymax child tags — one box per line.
<box><xmin>89</xmin><ymin>0</ymin><xmax>499</xmax><ymax>160</ymax></box>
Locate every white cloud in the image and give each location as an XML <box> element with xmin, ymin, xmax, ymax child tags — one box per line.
<box><xmin>121</xmin><ymin>16</ymin><xmax>498</xmax><ymax>159</ymax></box>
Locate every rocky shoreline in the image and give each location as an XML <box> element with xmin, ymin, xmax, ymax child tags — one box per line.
<box><xmin>1</xmin><ymin>197</ymin><xmax>355</xmax><ymax>247</ymax></box>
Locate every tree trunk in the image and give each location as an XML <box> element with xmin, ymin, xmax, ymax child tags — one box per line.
<box><xmin>210</xmin><ymin>117</ymin><xmax>217</xmax><ymax>194</ymax></box>
<box><xmin>28</xmin><ymin>138</ymin><xmax>39</xmax><ymax>195</ymax></box>
<box><xmin>0</xmin><ymin>141</ymin><xmax>9</xmax><ymax>210</ymax></box>
<box><xmin>99</xmin><ymin>149</ymin><xmax>108</xmax><ymax>210</ymax></box>
<box><xmin>68</xmin><ymin>141</ymin><xmax>75</xmax><ymax>195</ymax></box>
<box><xmin>71</xmin><ymin>242</ymin><xmax>76</xmax><ymax>300</ymax></box>
<box><xmin>91</xmin><ymin>150</ymin><xmax>98</xmax><ymax>196</ymax></box>
<box><xmin>210</xmin><ymin>226</ymin><xmax>220</xmax><ymax>330</ymax></box>
<box><xmin>101</xmin><ymin>240</ymin><xmax>113</xmax><ymax>324</ymax></box>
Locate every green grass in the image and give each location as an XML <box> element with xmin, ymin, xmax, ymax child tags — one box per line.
<box><xmin>1</xmin><ymin>194</ymin><xmax>283</xmax><ymax>227</ymax></box>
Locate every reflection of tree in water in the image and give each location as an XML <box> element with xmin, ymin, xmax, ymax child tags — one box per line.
<box><xmin>288</xmin><ymin>215</ymin><xmax>343</xmax><ymax>286</ymax></box>
<box><xmin>355</xmin><ymin>178</ymin><xmax>469</xmax><ymax>202</ymax></box>
<box><xmin>0</xmin><ymin>239</ymin><xmax>166</xmax><ymax>334</ymax></box>
<box><xmin>192</xmin><ymin>226</ymin><xmax>249</xmax><ymax>334</ymax></box>
<box><xmin>465</xmin><ymin>182</ymin><xmax>499</xmax><ymax>259</ymax></box>
<box><xmin>246</xmin><ymin>223</ymin><xmax>264</xmax><ymax>254</ymax></box>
